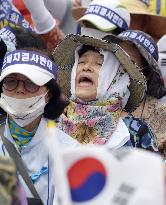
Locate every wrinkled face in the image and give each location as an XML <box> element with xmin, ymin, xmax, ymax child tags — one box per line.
<box><xmin>75</xmin><ymin>50</ymin><xmax>104</xmax><ymax>101</ymax></box>
<box><xmin>2</xmin><ymin>73</ymin><xmax>48</xmax><ymax>99</ymax></box>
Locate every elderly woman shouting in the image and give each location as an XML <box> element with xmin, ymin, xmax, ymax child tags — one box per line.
<box><xmin>0</xmin><ymin>49</ymin><xmax>78</xmax><ymax>205</ymax></box>
<box><xmin>52</xmin><ymin>34</ymin><xmax>149</xmax><ymax>148</ymax></box>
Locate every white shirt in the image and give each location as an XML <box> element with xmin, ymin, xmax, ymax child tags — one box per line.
<box><xmin>106</xmin><ymin>118</ymin><xmax>130</xmax><ymax>149</ymax></box>
<box><xmin>0</xmin><ymin>116</ymin><xmax>129</xmax><ymax>204</ymax></box>
<box><xmin>0</xmin><ymin>117</ymin><xmax>78</xmax><ymax>205</ymax></box>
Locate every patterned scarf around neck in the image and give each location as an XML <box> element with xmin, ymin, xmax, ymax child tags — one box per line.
<box><xmin>58</xmin><ymin>49</ymin><xmax>130</xmax><ymax>144</ymax></box>
<box><xmin>57</xmin><ymin>98</ymin><xmax>122</xmax><ymax>144</ymax></box>
<box><xmin>8</xmin><ymin>119</ymin><xmax>37</xmax><ymax>147</ymax></box>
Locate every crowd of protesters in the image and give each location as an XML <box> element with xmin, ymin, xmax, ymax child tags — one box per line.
<box><xmin>0</xmin><ymin>0</ymin><xmax>165</xmax><ymax>205</ymax></box>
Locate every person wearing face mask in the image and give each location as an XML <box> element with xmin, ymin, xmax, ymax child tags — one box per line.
<box><xmin>52</xmin><ymin>34</ymin><xmax>149</xmax><ymax>148</ymax></box>
<box><xmin>0</xmin><ymin>49</ymin><xmax>78</xmax><ymax>205</ymax></box>
<box><xmin>72</xmin><ymin>0</ymin><xmax>166</xmax><ymax>42</ymax></box>
<box><xmin>72</xmin><ymin>0</ymin><xmax>131</xmax><ymax>37</ymax></box>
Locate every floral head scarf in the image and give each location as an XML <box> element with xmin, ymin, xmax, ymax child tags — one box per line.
<box><xmin>58</xmin><ymin>46</ymin><xmax>130</xmax><ymax>144</ymax></box>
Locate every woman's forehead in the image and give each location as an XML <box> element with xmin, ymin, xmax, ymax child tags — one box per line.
<box><xmin>78</xmin><ymin>45</ymin><xmax>100</xmax><ymax>56</ymax></box>
<box><xmin>80</xmin><ymin>50</ymin><xmax>103</xmax><ymax>58</ymax></box>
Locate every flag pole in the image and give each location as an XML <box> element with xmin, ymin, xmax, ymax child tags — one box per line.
<box><xmin>46</xmin><ymin>120</ymin><xmax>72</xmax><ymax>205</ymax></box>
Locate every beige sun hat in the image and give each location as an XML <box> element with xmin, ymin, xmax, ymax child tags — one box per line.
<box><xmin>52</xmin><ymin>34</ymin><xmax>147</xmax><ymax>113</ymax></box>
<box><xmin>103</xmin><ymin>29</ymin><xmax>166</xmax><ymax>99</ymax></box>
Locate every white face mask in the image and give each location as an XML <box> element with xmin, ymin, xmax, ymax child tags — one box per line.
<box><xmin>0</xmin><ymin>93</ymin><xmax>47</xmax><ymax>127</ymax></box>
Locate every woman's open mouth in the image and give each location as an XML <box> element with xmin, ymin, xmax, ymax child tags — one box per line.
<box><xmin>78</xmin><ymin>75</ymin><xmax>94</xmax><ymax>87</ymax></box>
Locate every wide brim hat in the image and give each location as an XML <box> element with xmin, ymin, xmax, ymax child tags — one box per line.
<box><xmin>111</xmin><ymin>30</ymin><xmax>162</xmax><ymax>73</ymax></box>
<box><xmin>52</xmin><ymin>34</ymin><xmax>147</xmax><ymax>113</ymax></box>
<box><xmin>110</xmin><ymin>30</ymin><xmax>166</xmax><ymax>98</ymax></box>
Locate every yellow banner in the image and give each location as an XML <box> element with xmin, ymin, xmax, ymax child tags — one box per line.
<box><xmin>148</xmin><ymin>0</ymin><xmax>166</xmax><ymax>16</ymax></box>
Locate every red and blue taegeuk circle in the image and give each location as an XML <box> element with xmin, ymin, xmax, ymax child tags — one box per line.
<box><xmin>67</xmin><ymin>157</ymin><xmax>107</xmax><ymax>202</ymax></box>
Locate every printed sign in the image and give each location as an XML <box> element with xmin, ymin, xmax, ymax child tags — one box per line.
<box><xmin>0</xmin><ymin>0</ymin><xmax>31</xmax><ymax>30</ymax></box>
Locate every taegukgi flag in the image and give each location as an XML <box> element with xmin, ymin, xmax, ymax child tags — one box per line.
<box><xmin>46</xmin><ymin>121</ymin><xmax>165</xmax><ymax>205</ymax></box>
